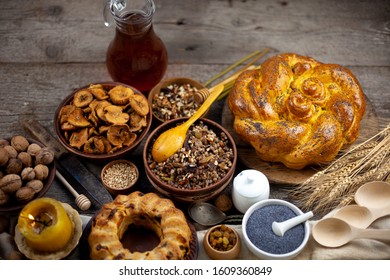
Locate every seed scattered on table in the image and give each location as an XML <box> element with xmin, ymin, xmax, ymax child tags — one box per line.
<box><xmin>102</xmin><ymin>162</ymin><xmax>137</xmax><ymax>190</ymax></box>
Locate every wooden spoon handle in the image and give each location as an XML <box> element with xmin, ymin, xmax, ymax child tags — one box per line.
<box><xmin>194</xmin><ymin>65</ymin><xmax>257</xmax><ymax>104</ymax></box>
<box><xmin>182</xmin><ymin>84</ymin><xmax>224</xmax><ymax>129</ymax></box>
<box><xmin>194</xmin><ymin>88</ymin><xmax>211</xmax><ymax>105</ymax></box>
<box><xmin>371</xmin><ymin>205</ymin><xmax>390</xmax><ymax>221</ymax></box>
<box><xmin>355</xmin><ymin>228</ymin><xmax>390</xmax><ymax>241</ymax></box>
<box><xmin>212</xmin><ymin>64</ymin><xmax>257</xmax><ymax>91</ymax></box>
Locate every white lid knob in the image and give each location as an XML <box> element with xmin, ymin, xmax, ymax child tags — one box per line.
<box><xmin>233</xmin><ymin>169</ymin><xmax>269</xmax><ymax>198</ymax></box>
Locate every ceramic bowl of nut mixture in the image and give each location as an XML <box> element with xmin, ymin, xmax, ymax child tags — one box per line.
<box><xmin>0</xmin><ymin>136</ymin><xmax>56</xmax><ymax>213</ymax></box>
<box><xmin>242</xmin><ymin>199</ymin><xmax>310</xmax><ymax>260</ymax></box>
<box><xmin>54</xmin><ymin>82</ymin><xmax>152</xmax><ymax>162</ymax></box>
<box><xmin>101</xmin><ymin>159</ymin><xmax>139</xmax><ymax>197</ymax></box>
<box><xmin>148</xmin><ymin>77</ymin><xmax>208</xmax><ymax>125</ymax></box>
<box><xmin>143</xmin><ymin>117</ymin><xmax>237</xmax><ymax>203</ymax></box>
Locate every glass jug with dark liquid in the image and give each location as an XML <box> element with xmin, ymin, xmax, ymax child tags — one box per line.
<box><xmin>104</xmin><ymin>0</ymin><xmax>168</xmax><ymax>93</ymax></box>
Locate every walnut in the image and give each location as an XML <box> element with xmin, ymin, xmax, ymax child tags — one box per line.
<box><xmin>0</xmin><ymin>139</ymin><xmax>9</xmax><ymax>148</ymax></box>
<box><xmin>26</xmin><ymin>179</ymin><xmax>44</xmax><ymax>193</ymax></box>
<box><xmin>214</xmin><ymin>193</ymin><xmax>233</xmax><ymax>212</ymax></box>
<box><xmin>3</xmin><ymin>145</ymin><xmax>17</xmax><ymax>159</ymax></box>
<box><xmin>0</xmin><ymin>174</ymin><xmax>22</xmax><ymax>193</ymax></box>
<box><xmin>10</xmin><ymin>135</ymin><xmax>30</xmax><ymax>152</ymax></box>
<box><xmin>34</xmin><ymin>164</ymin><xmax>49</xmax><ymax>181</ymax></box>
<box><xmin>17</xmin><ymin>152</ymin><xmax>32</xmax><ymax>167</ymax></box>
<box><xmin>21</xmin><ymin>167</ymin><xmax>35</xmax><ymax>181</ymax></box>
<box><xmin>5</xmin><ymin>158</ymin><xmax>23</xmax><ymax>175</ymax></box>
<box><xmin>27</xmin><ymin>143</ymin><xmax>42</xmax><ymax>157</ymax></box>
<box><xmin>0</xmin><ymin>147</ymin><xmax>9</xmax><ymax>167</ymax></box>
<box><xmin>15</xmin><ymin>187</ymin><xmax>35</xmax><ymax>203</ymax></box>
<box><xmin>35</xmin><ymin>147</ymin><xmax>54</xmax><ymax>165</ymax></box>
<box><xmin>0</xmin><ymin>189</ymin><xmax>9</xmax><ymax>206</ymax></box>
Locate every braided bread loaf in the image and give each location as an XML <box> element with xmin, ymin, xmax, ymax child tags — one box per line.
<box><xmin>88</xmin><ymin>191</ymin><xmax>192</xmax><ymax>260</ymax></box>
<box><xmin>228</xmin><ymin>53</ymin><xmax>366</xmax><ymax>169</ymax></box>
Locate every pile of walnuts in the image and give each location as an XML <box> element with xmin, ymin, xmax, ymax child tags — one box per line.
<box><xmin>0</xmin><ymin>135</ymin><xmax>54</xmax><ymax>206</ymax></box>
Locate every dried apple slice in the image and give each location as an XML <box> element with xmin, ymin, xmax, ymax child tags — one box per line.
<box><xmin>88</xmin><ymin>111</ymin><xmax>99</xmax><ymax>127</ymax></box>
<box><xmin>104</xmin><ymin>105</ymin><xmax>129</xmax><ymax>124</ymax></box>
<box><xmin>88</xmin><ymin>127</ymin><xmax>99</xmax><ymax>137</ymax></box>
<box><xmin>69</xmin><ymin>127</ymin><xmax>89</xmax><ymax>149</ymax></box>
<box><xmin>67</xmin><ymin>108</ymin><xmax>90</xmax><ymax>127</ymax></box>
<box><xmin>89</xmin><ymin>99</ymin><xmax>100</xmax><ymax>111</ymax></box>
<box><xmin>129</xmin><ymin>112</ymin><xmax>147</xmax><ymax>132</ymax></box>
<box><xmin>61</xmin><ymin>121</ymin><xmax>77</xmax><ymax>131</ymax></box>
<box><xmin>73</xmin><ymin>89</ymin><xmax>93</xmax><ymax>108</ymax></box>
<box><xmin>83</xmin><ymin>136</ymin><xmax>106</xmax><ymax>154</ymax></box>
<box><xmin>125</xmin><ymin>132</ymin><xmax>137</xmax><ymax>147</ymax></box>
<box><xmin>129</xmin><ymin>94</ymin><xmax>149</xmax><ymax>116</ymax></box>
<box><xmin>89</xmin><ymin>84</ymin><xmax>109</xmax><ymax>100</ymax></box>
<box><xmin>95</xmin><ymin>100</ymin><xmax>112</xmax><ymax>122</ymax></box>
<box><xmin>83</xmin><ymin>107</ymin><xmax>92</xmax><ymax>114</ymax></box>
<box><xmin>108</xmin><ymin>85</ymin><xmax>134</xmax><ymax>105</ymax></box>
<box><xmin>101</xmin><ymin>137</ymin><xmax>113</xmax><ymax>153</ymax></box>
<box><xmin>99</xmin><ymin>125</ymin><xmax>110</xmax><ymax>134</ymax></box>
<box><xmin>106</xmin><ymin>124</ymin><xmax>136</xmax><ymax>147</ymax></box>
<box><xmin>58</xmin><ymin>105</ymin><xmax>76</xmax><ymax>124</ymax></box>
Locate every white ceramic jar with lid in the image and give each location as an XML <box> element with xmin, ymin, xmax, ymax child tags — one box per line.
<box><xmin>232</xmin><ymin>169</ymin><xmax>270</xmax><ymax>213</ymax></box>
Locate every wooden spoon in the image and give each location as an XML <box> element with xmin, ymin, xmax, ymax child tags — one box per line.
<box><xmin>312</xmin><ymin>217</ymin><xmax>390</xmax><ymax>248</ymax></box>
<box><xmin>333</xmin><ymin>204</ymin><xmax>390</xmax><ymax>229</ymax></box>
<box><xmin>151</xmin><ymin>84</ymin><xmax>224</xmax><ymax>163</ymax></box>
<box><xmin>333</xmin><ymin>181</ymin><xmax>390</xmax><ymax>228</ymax></box>
<box><xmin>354</xmin><ymin>181</ymin><xmax>390</xmax><ymax>209</ymax></box>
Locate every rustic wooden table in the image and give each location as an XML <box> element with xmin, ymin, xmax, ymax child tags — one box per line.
<box><xmin>0</xmin><ymin>0</ymin><xmax>389</xmax><ymax>259</ymax></box>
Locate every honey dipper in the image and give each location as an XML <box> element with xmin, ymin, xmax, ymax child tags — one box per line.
<box><xmin>55</xmin><ymin>170</ymin><xmax>91</xmax><ymax>211</ymax></box>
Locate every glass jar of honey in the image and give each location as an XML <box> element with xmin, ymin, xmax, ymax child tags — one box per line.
<box><xmin>104</xmin><ymin>0</ymin><xmax>168</xmax><ymax>94</ymax></box>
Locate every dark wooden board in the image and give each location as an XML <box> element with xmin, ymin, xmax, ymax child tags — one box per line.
<box><xmin>222</xmin><ymin>97</ymin><xmax>380</xmax><ymax>185</ymax></box>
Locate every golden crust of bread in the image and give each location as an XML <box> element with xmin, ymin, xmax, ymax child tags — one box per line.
<box><xmin>88</xmin><ymin>191</ymin><xmax>192</xmax><ymax>260</ymax></box>
<box><xmin>228</xmin><ymin>53</ymin><xmax>366</xmax><ymax>169</ymax></box>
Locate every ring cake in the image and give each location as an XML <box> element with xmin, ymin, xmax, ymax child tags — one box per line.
<box><xmin>88</xmin><ymin>191</ymin><xmax>192</xmax><ymax>260</ymax></box>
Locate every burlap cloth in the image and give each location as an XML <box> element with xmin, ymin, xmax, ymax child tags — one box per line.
<box><xmin>196</xmin><ymin>214</ymin><xmax>390</xmax><ymax>260</ymax></box>
<box><xmin>80</xmin><ymin>214</ymin><xmax>389</xmax><ymax>260</ymax></box>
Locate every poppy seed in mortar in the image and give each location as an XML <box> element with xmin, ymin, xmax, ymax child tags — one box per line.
<box><xmin>246</xmin><ymin>204</ymin><xmax>305</xmax><ymax>255</ymax></box>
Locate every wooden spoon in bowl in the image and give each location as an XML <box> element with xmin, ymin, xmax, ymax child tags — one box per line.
<box><xmin>151</xmin><ymin>84</ymin><xmax>224</xmax><ymax>163</ymax></box>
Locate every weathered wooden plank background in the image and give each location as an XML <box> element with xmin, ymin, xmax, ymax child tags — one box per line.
<box><xmin>0</xmin><ymin>0</ymin><xmax>389</xmax><ymax>219</ymax></box>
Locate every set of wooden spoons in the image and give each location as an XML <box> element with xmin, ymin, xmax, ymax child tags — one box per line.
<box><xmin>312</xmin><ymin>181</ymin><xmax>390</xmax><ymax>247</ymax></box>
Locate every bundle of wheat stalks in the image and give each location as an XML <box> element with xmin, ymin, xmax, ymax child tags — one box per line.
<box><xmin>290</xmin><ymin>123</ymin><xmax>390</xmax><ymax>217</ymax></box>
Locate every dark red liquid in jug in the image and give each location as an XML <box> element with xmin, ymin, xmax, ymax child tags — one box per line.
<box><xmin>106</xmin><ymin>12</ymin><xmax>168</xmax><ymax>93</ymax></box>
